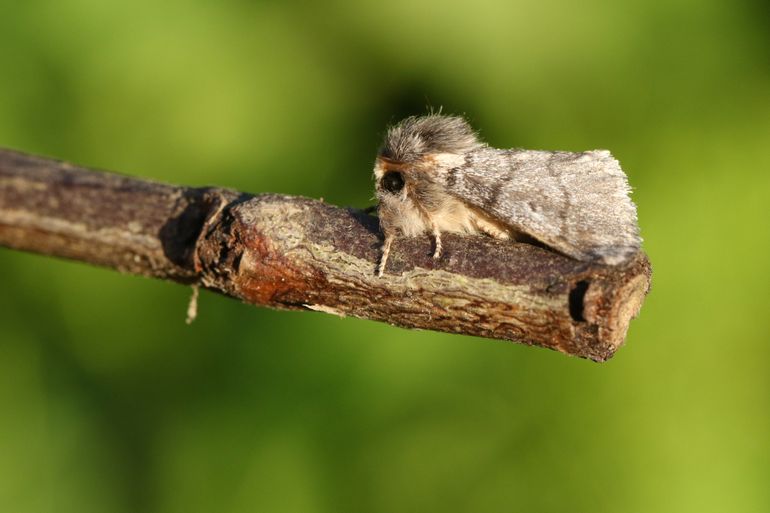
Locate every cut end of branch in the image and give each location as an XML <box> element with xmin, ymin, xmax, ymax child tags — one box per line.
<box><xmin>602</xmin><ymin>274</ymin><xmax>651</xmax><ymax>353</ymax></box>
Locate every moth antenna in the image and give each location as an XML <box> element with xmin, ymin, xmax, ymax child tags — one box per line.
<box><xmin>378</xmin><ymin>235</ymin><xmax>394</xmax><ymax>277</ymax></box>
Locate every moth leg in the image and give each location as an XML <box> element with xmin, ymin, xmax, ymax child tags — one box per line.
<box><xmin>432</xmin><ymin>226</ymin><xmax>443</xmax><ymax>260</ymax></box>
<box><xmin>408</xmin><ymin>198</ymin><xmax>443</xmax><ymax>260</ymax></box>
<box><xmin>378</xmin><ymin>234</ymin><xmax>394</xmax><ymax>277</ymax></box>
<box><xmin>472</xmin><ymin>216</ymin><xmax>511</xmax><ymax>240</ymax></box>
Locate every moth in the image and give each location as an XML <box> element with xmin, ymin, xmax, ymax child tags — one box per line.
<box><xmin>373</xmin><ymin>114</ymin><xmax>641</xmax><ymax>276</ymax></box>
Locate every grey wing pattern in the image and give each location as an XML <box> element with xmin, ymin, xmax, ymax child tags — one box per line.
<box><xmin>445</xmin><ymin>148</ymin><xmax>641</xmax><ymax>264</ymax></box>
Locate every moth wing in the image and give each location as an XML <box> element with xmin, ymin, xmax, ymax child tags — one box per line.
<box><xmin>444</xmin><ymin>149</ymin><xmax>641</xmax><ymax>264</ymax></box>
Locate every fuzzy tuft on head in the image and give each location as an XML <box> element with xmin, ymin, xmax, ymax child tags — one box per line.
<box><xmin>378</xmin><ymin>115</ymin><xmax>484</xmax><ymax>162</ymax></box>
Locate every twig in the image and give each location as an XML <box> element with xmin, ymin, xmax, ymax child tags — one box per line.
<box><xmin>0</xmin><ymin>148</ymin><xmax>651</xmax><ymax>361</ymax></box>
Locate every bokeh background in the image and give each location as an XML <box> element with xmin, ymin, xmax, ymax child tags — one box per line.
<box><xmin>1</xmin><ymin>0</ymin><xmax>769</xmax><ymax>511</ymax></box>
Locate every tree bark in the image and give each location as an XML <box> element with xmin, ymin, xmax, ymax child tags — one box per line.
<box><xmin>0</xmin><ymin>148</ymin><xmax>651</xmax><ymax>361</ymax></box>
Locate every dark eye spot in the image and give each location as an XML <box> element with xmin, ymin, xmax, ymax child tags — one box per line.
<box><xmin>381</xmin><ymin>171</ymin><xmax>405</xmax><ymax>194</ymax></box>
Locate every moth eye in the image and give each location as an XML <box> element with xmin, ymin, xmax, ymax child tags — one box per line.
<box><xmin>380</xmin><ymin>171</ymin><xmax>405</xmax><ymax>194</ymax></box>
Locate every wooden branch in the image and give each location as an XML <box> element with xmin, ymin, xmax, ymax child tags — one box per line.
<box><xmin>0</xmin><ymin>148</ymin><xmax>651</xmax><ymax>361</ymax></box>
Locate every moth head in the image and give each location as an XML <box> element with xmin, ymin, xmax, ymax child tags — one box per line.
<box><xmin>372</xmin><ymin>157</ymin><xmax>420</xmax><ymax>234</ymax></box>
<box><xmin>378</xmin><ymin>114</ymin><xmax>483</xmax><ymax>163</ymax></box>
<box><xmin>373</xmin><ymin>115</ymin><xmax>483</xmax><ymax>236</ymax></box>
<box><xmin>374</xmin><ymin>159</ymin><xmax>408</xmax><ymax>201</ymax></box>
<box><xmin>378</xmin><ymin>169</ymin><xmax>405</xmax><ymax>195</ymax></box>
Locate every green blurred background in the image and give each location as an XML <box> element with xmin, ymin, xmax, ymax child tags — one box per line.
<box><xmin>1</xmin><ymin>0</ymin><xmax>769</xmax><ymax>511</ymax></box>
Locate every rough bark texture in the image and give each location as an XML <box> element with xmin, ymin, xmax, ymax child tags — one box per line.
<box><xmin>0</xmin><ymin>148</ymin><xmax>651</xmax><ymax>361</ymax></box>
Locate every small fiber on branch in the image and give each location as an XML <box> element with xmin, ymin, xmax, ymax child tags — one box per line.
<box><xmin>0</xmin><ymin>148</ymin><xmax>651</xmax><ymax>361</ymax></box>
